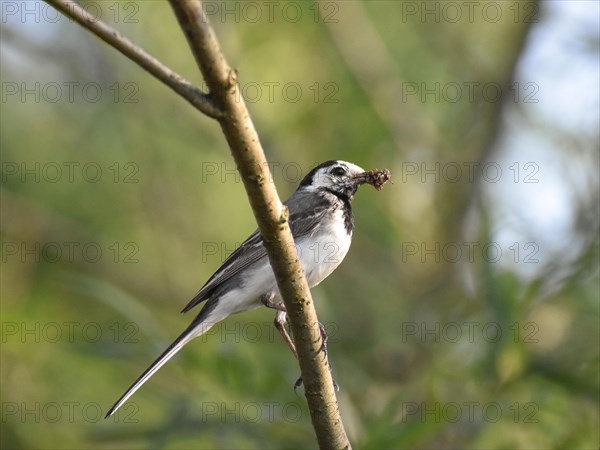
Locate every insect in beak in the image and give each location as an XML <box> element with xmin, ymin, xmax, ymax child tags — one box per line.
<box><xmin>354</xmin><ymin>169</ymin><xmax>391</xmax><ymax>191</ymax></box>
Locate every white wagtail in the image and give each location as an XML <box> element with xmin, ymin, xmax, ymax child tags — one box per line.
<box><xmin>106</xmin><ymin>160</ymin><xmax>390</xmax><ymax>417</ymax></box>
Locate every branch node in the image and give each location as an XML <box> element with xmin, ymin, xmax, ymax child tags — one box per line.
<box><xmin>248</xmin><ymin>173</ymin><xmax>264</xmax><ymax>184</ymax></box>
<box><xmin>280</xmin><ymin>206</ymin><xmax>289</xmax><ymax>223</ymax></box>
<box><xmin>227</xmin><ymin>68</ymin><xmax>239</xmax><ymax>89</ymax></box>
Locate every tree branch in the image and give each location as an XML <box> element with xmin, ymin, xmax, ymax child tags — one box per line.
<box><xmin>45</xmin><ymin>0</ymin><xmax>222</xmax><ymax>119</ymax></box>
<box><xmin>168</xmin><ymin>2</ymin><xmax>351</xmax><ymax>448</ymax></box>
<box><xmin>45</xmin><ymin>0</ymin><xmax>351</xmax><ymax>447</ymax></box>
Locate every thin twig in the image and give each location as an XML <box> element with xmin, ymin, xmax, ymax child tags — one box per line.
<box><xmin>168</xmin><ymin>2</ymin><xmax>351</xmax><ymax>448</ymax></box>
<box><xmin>45</xmin><ymin>0</ymin><xmax>222</xmax><ymax>119</ymax></box>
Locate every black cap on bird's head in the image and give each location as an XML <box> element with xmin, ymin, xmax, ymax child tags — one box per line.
<box><xmin>298</xmin><ymin>160</ymin><xmax>371</xmax><ymax>200</ymax></box>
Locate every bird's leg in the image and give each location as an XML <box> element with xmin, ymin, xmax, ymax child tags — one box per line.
<box><xmin>261</xmin><ymin>293</ymin><xmax>298</xmax><ymax>359</ymax></box>
<box><xmin>317</xmin><ymin>321</ymin><xmax>328</xmax><ymax>358</ymax></box>
<box><xmin>293</xmin><ymin>321</ymin><xmax>338</xmax><ymax>393</ymax></box>
<box><xmin>261</xmin><ymin>293</ymin><xmax>338</xmax><ymax>392</ymax></box>
<box><xmin>294</xmin><ymin>363</ymin><xmax>339</xmax><ymax>393</ymax></box>
<box><xmin>261</xmin><ymin>292</ymin><xmax>284</xmax><ymax>311</ymax></box>
<box><xmin>275</xmin><ymin>310</ymin><xmax>298</xmax><ymax>359</ymax></box>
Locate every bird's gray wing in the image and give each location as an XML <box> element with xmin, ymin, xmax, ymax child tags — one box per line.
<box><xmin>287</xmin><ymin>190</ymin><xmax>331</xmax><ymax>239</ymax></box>
<box><xmin>181</xmin><ymin>191</ymin><xmax>331</xmax><ymax>313</ymax></box>
<box><xmin>181</xmin><ymin>229</ymin><xmax>265</xmax><ymax>312</ymax></box>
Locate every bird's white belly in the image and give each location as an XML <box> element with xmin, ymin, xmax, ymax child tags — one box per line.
<box><xmin>298</xmin><ymin>212</ymin><xmax>352</xmax><ymax>288</ymax></box>
<box><xmin>211</xmin><ymin>209</ymin><xmax>352</xmax><ymax>320</ymax></box>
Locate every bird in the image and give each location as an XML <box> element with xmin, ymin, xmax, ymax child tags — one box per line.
<box><xmin>105</xmin><ymin>160</ymin><xmax>384</xmax><ymax>417</ymax></box>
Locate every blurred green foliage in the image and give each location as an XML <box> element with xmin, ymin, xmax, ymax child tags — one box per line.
<box><xmin>1</xmin><ymin>1</ymin><xmax>598</xmax><ymax>449</ymax></box>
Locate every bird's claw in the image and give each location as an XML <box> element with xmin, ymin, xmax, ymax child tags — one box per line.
<box><xmin>293</xmin><ymin>376</ymin><xmax>339</xmax><ymax>393</ymax></box>
<box><xmin>317</xmin><ymin>322</ymin><xmax>328</xmax><ymax>358</ymax></box>
<box><xmin>293</xmin><ymin>376</ymin><xmax>303</xmax><ymax>394</ymax></box>
<box><xmin>293</xmin><ymin>322</ymin><xmax>338</xmax><ymax>393</ymax></box>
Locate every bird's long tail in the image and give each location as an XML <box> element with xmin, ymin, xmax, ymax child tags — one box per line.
<box><xmin>105</xmin><ymin>318</ymin><xmax>214</xmax><ymax>418</ymax></box>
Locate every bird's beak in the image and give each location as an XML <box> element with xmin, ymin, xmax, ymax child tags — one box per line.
<box><xmin>352</xmin><ymin>172</ymin><xmax>370</xmax><ymax>185</ymax></box>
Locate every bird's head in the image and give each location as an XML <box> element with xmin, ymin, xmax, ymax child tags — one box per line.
<box><xmin>298</xmin><ymin>160</ymin><xmax>372</xmax><ymax>200</ymax></box>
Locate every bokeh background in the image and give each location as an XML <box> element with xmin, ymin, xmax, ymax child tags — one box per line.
<box><xmin>1</xmin><ymin>1</ymin><xmax>598</xmax><ymax>449</ymax></box>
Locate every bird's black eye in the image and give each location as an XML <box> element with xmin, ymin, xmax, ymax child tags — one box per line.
<box><xmin>330</xmin><ymin>166</ymin><xmax>347</xmax><ymax>177</ymax></box>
